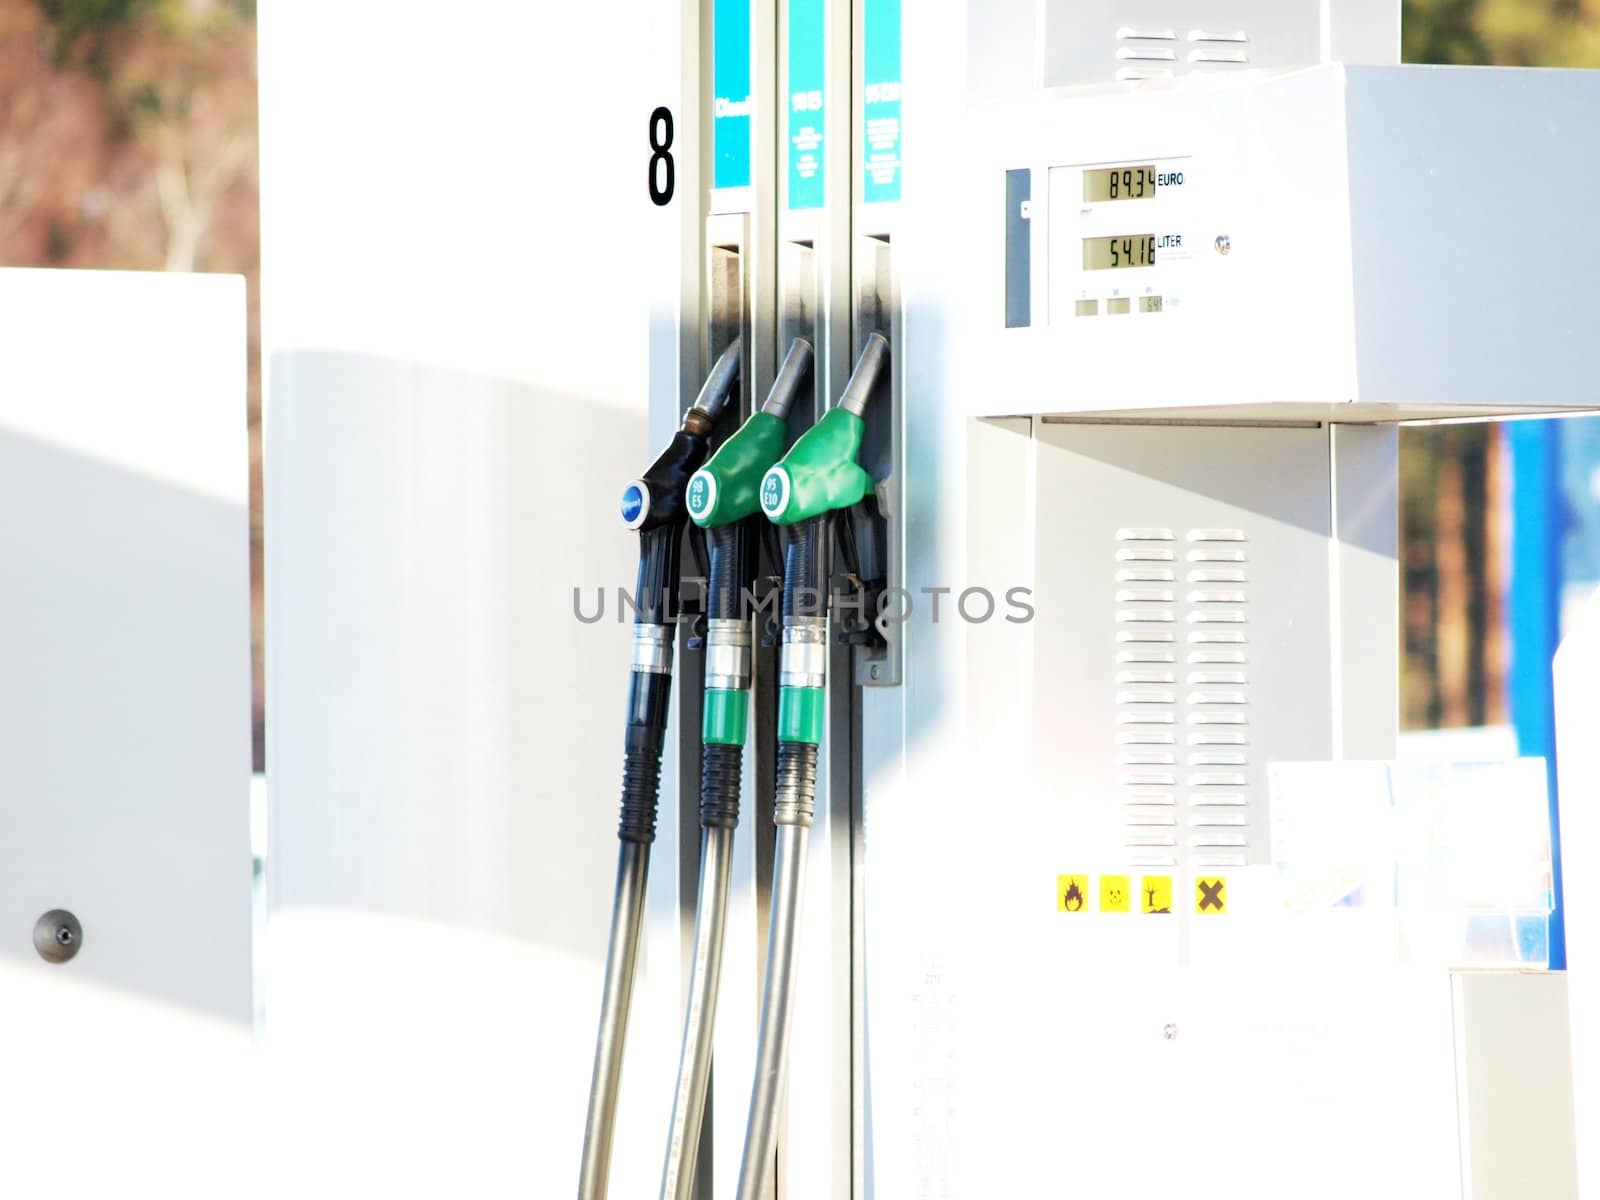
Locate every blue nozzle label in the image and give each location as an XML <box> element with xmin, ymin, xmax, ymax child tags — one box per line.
<box><xmin>760</xmin><ymin>466</ymin><xmax>790</xmax><ymax>519</ymax></box>
<box><xmin>686</xmin><ymin>470</ymin><xmax>716</xmax><ymax>521</ymax></box>
<box><xmin>621</xmin><ymin>482</ymin><xmax>648</xmax><ymax>528</ymax></box>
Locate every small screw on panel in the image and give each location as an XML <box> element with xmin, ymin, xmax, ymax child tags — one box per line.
<box><xmin>34</xmin><ymin>910</ymin><xmax>83</xmax><ymax>964</ymax></box>
<box><xmin>1214</xmin><ymin>235</ymin><xmax>1231</xmax><ymax>256</ymax></box>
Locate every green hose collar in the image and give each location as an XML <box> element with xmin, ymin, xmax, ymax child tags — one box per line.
<box><xmin>703</xmin><ymin>687</ymin><xmax>749</xmax><ymax>745</ymax></box>
<box><xmin>778</xmin><ymin>686</ymin><xmax>825</xmax><ymax>744</ymax></box>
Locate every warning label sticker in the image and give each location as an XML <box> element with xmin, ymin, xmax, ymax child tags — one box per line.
<box><xmin>1057</xmin><ymin>874</ymin><xmax>1090</xmax><ymax>913</ymax></box>
<box><xmin>1140</xmin><ymin>875</ymin><xmax>1173</xmax><ymax>914</ymax></box>
<box><xmin>1100</xmin><ymin>874</ymin><xmax>1131</xmax><ymax>913</ymax></box>
<box><xmin>1195</xmin><ymin>876</ymin><xmax>1227</xmax><ymax>914</ymax></box>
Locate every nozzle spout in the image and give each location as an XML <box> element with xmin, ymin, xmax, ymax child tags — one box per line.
<box><xmin>760</xmin><ymin>338</ymin><xmax>814</xmax><ymax>420</ymax></box>
<box><xmin>834</xmin><ymin>332</ymin><xmax>888</xmax><ymax>418</ymax></box>
<box><xmin>691</xmin><ymin>339</ymin><xmax>742</xmax><ymax>421</ymax></box>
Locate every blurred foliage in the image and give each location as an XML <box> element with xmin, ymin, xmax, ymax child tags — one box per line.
<box><xmin>1405</xmin><ymin>0</ymin><xmax>1600</xmax><ymax>66</ymax></box>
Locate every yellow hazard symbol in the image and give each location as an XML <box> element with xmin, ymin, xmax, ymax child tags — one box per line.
<box><xmin>1140</xmin><ymin>875</ymin><xmax>1173</xmax><ymax>914</ymax></box>
<box><xmin>1057</xmin><ymin>874</ymin><xmax>1090</xmax><ymax>913</ymax></box>
<box><xmin>1100</xmin><ymin>874</ymin><xmax>1131</xmax><ymax>913</ymax></box>
<box><xmin>1195</xmin><ymin>876</ymin><xmax>1228</xmax><ymax>914</ymax></box>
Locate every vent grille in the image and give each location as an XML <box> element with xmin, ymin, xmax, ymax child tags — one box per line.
<box><xmin>1115</xmin><ymin>26</ymin><xmax>1251</xmax><ymax>81</ymax></box>
<box><xmin>1114</xmin><ymin>526</ymin><xmax>1252</xmax><ymax>869</ymax></box>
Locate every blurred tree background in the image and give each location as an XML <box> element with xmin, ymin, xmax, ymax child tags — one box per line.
<box><xmin>0</xmin><ymin>0</ymin><xmax>260</xmax><ymax>762</ymax></box>
<box><xmin>0</xmin><ymin>1</ymin><xmax>1595</xmax><ymax>763</ymax></box>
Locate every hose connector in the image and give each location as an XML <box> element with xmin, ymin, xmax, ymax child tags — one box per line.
<box><xmin>686</xmin><ymin>338</ymin><xmax>812</xmax><ymax>529</ymax></box>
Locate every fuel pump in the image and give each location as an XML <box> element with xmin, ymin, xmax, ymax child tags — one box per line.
<box><xmin>657</xmin><ymin>338</ymin><xmax>814</xmax><ymax>1200</ymax></box>
<box><xmin>578</xmin><ymin>339</ymin><xmax>741</xmax><ymax>1200</ymax></box>
<box><xmin>735</xmin><ymin>332</ymin><xmax>889</xmax><ymax>1200</ymax></box>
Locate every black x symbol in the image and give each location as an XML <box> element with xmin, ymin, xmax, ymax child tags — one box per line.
<box><xmin>1198</xmin><ymin>880</ymin><xmax>1225</xmax><ymax>911</ymax></box>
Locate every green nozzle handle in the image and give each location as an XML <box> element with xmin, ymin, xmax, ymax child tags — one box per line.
<box><xmin>759</xmin><ymin>334</ymin><xmax>888</xmax><ymax>526</ymax></box>
<box><xmin>687</xmin><ymin>339</ymin><xmax>814</xmax><ymax>528</ymax></box>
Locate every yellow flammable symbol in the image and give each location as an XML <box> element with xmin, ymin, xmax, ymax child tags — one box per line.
<box><xmin>1057</xmin><ymin>874</ymin><xmax>1090</xmax><ymax>913</ymax></box>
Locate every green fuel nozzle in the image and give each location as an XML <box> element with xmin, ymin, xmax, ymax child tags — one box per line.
<box><xmin>758</xmin><ymin>332</ymin><xmax>887</xmax><ymax>527</ymax></box>
<box><xmin>733</xmin><ymin>333</ymin><xmax>890</xmax><ymax>1200</ymax></box>
<box><xmin>757</xmin><ymin>333</ymin><xmax>891</xmax><ymax>750</ymax></box>
<box><xmin>686</xmin><ymin>337</ymin><xmax>814</xmax><ymax>754</ymax></box>
<box><xmin>687</xmin><ymin>338</ymin><xmax>814</xmax><ymax>530</ymax></box>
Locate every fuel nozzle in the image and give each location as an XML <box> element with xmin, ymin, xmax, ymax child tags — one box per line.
<box><xmin>621</xmin><ymin>339</ymin><xmax>741</xmax><ymax>540</ymax></box>
<box><xmin>582</xmin><ymin>337</ymin><xmax>744</xmax><ymax>1200</ymax></box>
<box><xmin>686</xmin><ymin>338</ymin><xmax>814</xmax><ymax>530</ymax></box>
<box><xmin>655</xmin><ymin>339</ymin><xmax>815</xmax><ymax>1200</ymax></box>
<box><xmin>758</xmin><ymin>332</ymin><xmax>887</xmax><ymax>527</ymax></box>
<box><xmin>735</xmin><ymin>332</ymin><xmax>890</xmax><ymax>1200</ymax></box>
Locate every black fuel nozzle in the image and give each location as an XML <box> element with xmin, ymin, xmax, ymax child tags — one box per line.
<box><xmin>615</xmin><ymin>339</ymin><xmax>740</xmax><ymax>844</ymax></box>
<box><xmin>619</xmin><ymin>339</ymin><xmax>740</xmax><ymax>625</ymax></box>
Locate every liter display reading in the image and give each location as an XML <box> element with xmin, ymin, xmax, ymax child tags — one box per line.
<box><xmin>1084</xmin><ymin>166</ymin><xmax>1156</xmax><ymax>202</ymax></box>
<box><xmin>1083</xmin><ymin>235</ymin><xmax>1157</xmax><ymax>270</ymax></box>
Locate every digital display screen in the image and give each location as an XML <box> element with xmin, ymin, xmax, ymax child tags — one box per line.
<box><xmin>1083</xmin><ymin>235</ymin><xmax>1157</xmax><ymax>271</ymax></box>
<box><xmin>1084</xmin><ymin>165</ymin><xmax>1157</xmax><ymax>202</ymax></box>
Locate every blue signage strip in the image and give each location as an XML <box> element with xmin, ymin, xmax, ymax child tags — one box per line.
<box><xmin>787</xmin><ymin>0</ymin><xmax>826</xmax><ymax>210</ymax></box>
<box><xmin>862</xmin><ymin>0</ymin><xmax>902</xmax><ymax>204</ymax></box>
<box><xmin>714</xmin><ymin>0</ymin><xmax>752</xmax><ymax>190</ymax></box>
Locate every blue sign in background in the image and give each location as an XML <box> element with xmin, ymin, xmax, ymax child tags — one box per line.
<box><xmin>862</xmin><ymin>0</ymin><xmax>902</xmax><ymax>204</ymax></box>
<box><xmin>787</xmin><ymin>0</ymin><xmax>826</xmax><ymax>210</ymax></box>
<box><xmin>714</xmin><ymin>0</ymin><xmax>752</xmax><ymax>190</ymax></box>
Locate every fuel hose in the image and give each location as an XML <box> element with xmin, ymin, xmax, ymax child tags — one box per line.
<box><xmin>577</xmin><ymin>338</ymin><xmax>740</xmax><ymax>1200</ymax></box>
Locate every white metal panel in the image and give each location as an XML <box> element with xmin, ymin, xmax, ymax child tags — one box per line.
<box><xmin>949</xmin><ymin>64</ymin><xmax>1600</xmax><ymax>421</ymax></box>
<box><xmin>968</xmin><ymin>0</ymin><xmax>1399</xmax><ymax>95</ymax></box>
<box><xmin>0</xmin><ymin>267</ymin><xmax>251</xmax><ymax>1023</ymax></box>
<box><xmin>1555</xmin><ymin>585</ymin><xmax>1600</xmax><ymax>1199</ymax></box>
<box><xmin>1029</xmin><ymin>422</ymin><xmax>1338</xmax><ymax>873</ymax></box>
<box><xmin>1330</xmin><ymin>423</ymin><xmax>1399</xmax><ymax>759</ymax></box>
<box><xmin>1345</xmin><ymin>65</ymin><xmax>1600</xmax><ymax>412</ymax></box>
<box><xmin>1451</xmin><ymin>970</ymin><xmax>1579</xmax><ymax>1199</ymax></box>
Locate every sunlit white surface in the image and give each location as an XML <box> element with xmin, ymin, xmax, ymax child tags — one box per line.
<box><xmin>0</xmin><ymin>268</ymin><xmax>251</xmax><ymax>1028</ymax></box>
<box><xmin>258</xmin><ymin>3</ymin><xmax>681</xmax><ymax>1194</ymax></box>
<box><xmin>0</xmin><ymin>268</ymin><xmax>244</xmax><ymax>504</ymax></box>
<box><xmin>0</xmin><ymin>961</ymin><xmax>257</xmax><ymax>1198</ymax></box>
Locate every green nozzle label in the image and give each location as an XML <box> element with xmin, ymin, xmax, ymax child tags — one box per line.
<box><xmin>686</xmin><ymin>470</ymin><xmax>717</xmax><ymax>521</ymax></box>
<box><xmin>760</xmin><ymin>466</ymin><xmax>791</xmax><ymax>519</ymax></box>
